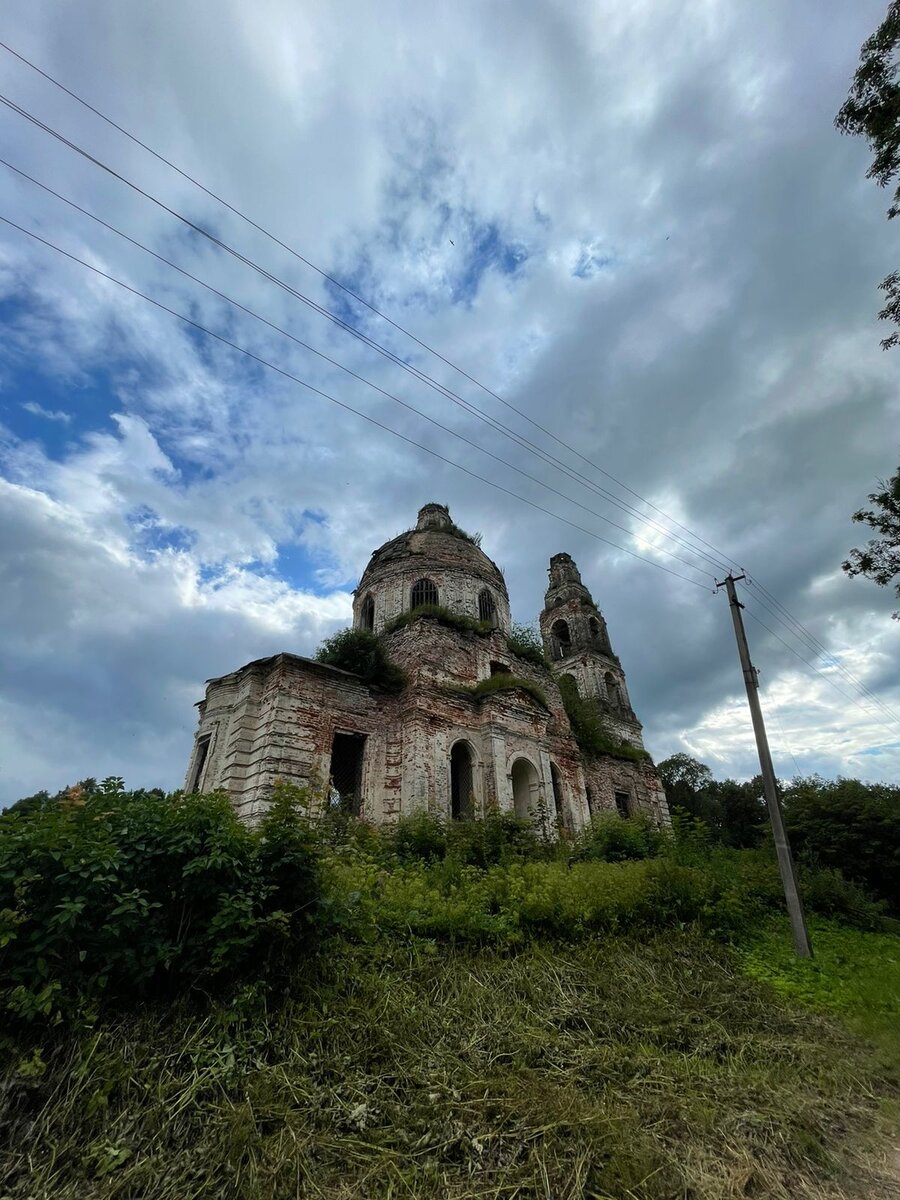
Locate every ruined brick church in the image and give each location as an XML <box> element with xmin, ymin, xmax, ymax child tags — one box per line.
<box><xmin>185</xmin><ymin>503</ymin><xmax>669</xmax><ymax>829</ymax></box>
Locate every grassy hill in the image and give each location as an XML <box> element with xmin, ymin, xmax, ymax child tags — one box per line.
<box><xmin>1</xmin><ymin>787</ymin><xmax>898</xmax><ymax>1199</ymax></box>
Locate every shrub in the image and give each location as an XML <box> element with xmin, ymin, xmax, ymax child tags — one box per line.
<box><xmin>390</xmin><ymin>811</ymin><xmax>448</xmax><ymax>863</ymax></box>
<box><xmin>572</xmin><ymin>812</ymin><xmax>668</xmax><ymax>863</ymax></box>
<box><xmin>314</xmin><ymin>628</ymin><xmax>406</xmax><ymax>693</ymax></box>
<box><xmin>505</xmin><ymin>622</ymin><xmax>546</xmax><ymax>666</ymax></box>
<box><xmin>798</xmin><ymin>863</ymin><xmax>885</xmax><ymax>930</ymax></box>
<box><xmin>0</xmin><ymin>779</ymin><xmax>322</xmax><ymax>1025</ymax></box>
<box><xmin>556</xmin><ymin>675</ymin><xmax>649</xmax><ymax>763</ymax></box>
<box><xmin>383</xmin><ymin>604</ymin><xmax>493</xmax><ymax>637</ymax></box>
<box><xmin>446</xmin><ymin>810</ymin><xmax>543</xmax><ymax>867</ymax></box>
<box><xmin>468</xmin><ymin>674</ymin><xmax>548</xmax><ymax>708</ymax></box>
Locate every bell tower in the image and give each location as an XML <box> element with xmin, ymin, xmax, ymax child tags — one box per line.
<box><xmin>539</xmin><ymin>553</ymin><xmax>644</xmax><ymax>749</ymax></box>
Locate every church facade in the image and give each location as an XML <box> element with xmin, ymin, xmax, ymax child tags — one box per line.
<box><xmin>185</xmin><ymin>503</ymin><xmax>669</xmax><ymax>829</ymax></box>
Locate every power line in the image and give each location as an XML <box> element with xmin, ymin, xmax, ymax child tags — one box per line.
<box><xmin>0</xmin><ymin>155</ymin><xmax>716</xmax><ymax>584</ymax></box>
<box><xmin>745</xmin><ymin>576</ymin><xmax>900</xmax><ymax>725</ymax></box>
<box><xmin>0</xmin><ymin>89</ymin><xmax>733</xmax><ymax>581</ymax></box>
<box><xmin>0</xmin><ymin>211</ymin><xmax>714</xmax><ymax>592</ymax></box>
<box><xmin>742</xmin><ymin>605</ymin><xmax>898</xmax><ymax>738</ymax></box>
<box><xmin>0</xmin><ymin>37</ymin><xmax>743</xmax><ymax>577</ymax></box>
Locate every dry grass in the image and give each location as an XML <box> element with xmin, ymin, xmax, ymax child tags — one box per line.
<box><xmin>2</xmin><ymin>931</ymin><xmax>898</xmax><ymax>1199</ymax></box>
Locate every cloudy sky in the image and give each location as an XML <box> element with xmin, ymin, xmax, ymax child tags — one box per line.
<box><xmin>1</xmin><ymin>0</ymin><xmax>898</xmax><ymax>804</ymax></box>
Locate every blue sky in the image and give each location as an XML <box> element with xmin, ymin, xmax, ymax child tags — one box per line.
<box><xmin>0</xmin><ymin>0</ymin><xmax>899</xmax><ymax>803</ymax></box>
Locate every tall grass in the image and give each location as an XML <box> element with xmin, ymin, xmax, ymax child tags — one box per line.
<box><xmin>2</xmin><ymin>936</ymin><xmax>896</xmax><ymax>1199</ymax></box>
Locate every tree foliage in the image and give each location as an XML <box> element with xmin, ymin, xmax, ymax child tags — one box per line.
<box><xmin>842</xmin><ymin>465</ymin><xmax>900</xmax><ymax>617</ymax></box>
<box><xmin>782</xmin><ymin>775</ymin><xmax>900</xmax><ymax>914</ymax></box>
<box><xmin>835</xmin><ymin>1</ymin><xmax>900</xmax><ymax>347</ymax></box>
<box><xmin>657</xmin><ymin>754</ymin><xmax>768</xmax><ymax>848</ymax></box>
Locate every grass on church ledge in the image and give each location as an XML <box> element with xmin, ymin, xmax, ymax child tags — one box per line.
<box><xmin>383</xmin><ymin>603</ymin><xmax>495</xmax><ymax>637</ymax></box>
<box><xmin>467</xmin><ymin>673</ymin><xmax>549</xmax><ymax>707</ymax></box>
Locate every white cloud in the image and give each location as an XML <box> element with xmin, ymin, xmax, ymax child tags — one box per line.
<box><xmin>21</xmin><ymin>400</ymin><xmax>71</xmax><ymax>422</ymax></box>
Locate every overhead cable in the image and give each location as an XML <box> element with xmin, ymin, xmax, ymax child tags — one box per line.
<box><xmin>0</xmin><ymin>211</ymin><xmax>715</xmax><ymax>592</ymax></box>
<box><xmin>0</xmin><ymin>37</ymin><xmax>742</xmax><ymax>575</ymax></box>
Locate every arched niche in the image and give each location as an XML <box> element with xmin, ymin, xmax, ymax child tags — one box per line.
<box><xmin>360</xmin><ymin>593</ymin><xmax>375</xmax><ymax>632</ymax></box>
<box><xmin>510</xmin><ymin>757</ymin><xmax>540</xmax><ymax>820</ymax></box>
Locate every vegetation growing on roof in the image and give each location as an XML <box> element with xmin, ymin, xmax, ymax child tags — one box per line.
<box><xmin>383</xmin><ymin>603</ymin><xmax>494</xmax><ymax>637</ymax></box>
<box><xmin>505</xmin><ymin>621</ymin><xmax>546</xmax><ymax>666</ymax></box>
<box><xmin>557</xmin><ymin>673</ymin><xmax>650</xmax><ymax>763</ymax></box>
<box><xmin>314</xmin><ymin>628</ymin><xmax>407</xmax><ymax>693</ymax></box>
<box><xmin>467</xmin><ymin>673</ymin><xmax>549</xmax><ymax>708</ymax></box>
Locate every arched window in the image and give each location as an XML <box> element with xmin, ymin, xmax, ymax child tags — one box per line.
<box><xmin>410</xmin><ymin>577</ymin><xmax>439</xmax><ymax>609</ymax></box>
<box><xmin>478</xmin><ymin>588</ymin><xmax>497</xmax><ymax>625</ymax></box>
<box><xmin>361</xmin><ymin>593</ymin><xmax>375</xmax><ymax>632</ymax></box>
<box><xmin>588</xmin><ymin>617</ymin><xmax>600</xmax><ymax>642</ymax></box>
<box><xmin>551</xmin><ymin>619</ymin><xmax>571</xmax><ymax>660</ymax></box>
<box><xmin>450</xmin><ymin>741</ymin><xmax>475</xmax><ymax>820</ymax></box>
<box><xmin>605</xmin><ymin>672</ymin><xmax>620</xmax><ymax>708</ymax></box>
<box><xmin>511</xmin><ymin>758</ymin><xmax>539</xmax><ymax>820</ymax></box>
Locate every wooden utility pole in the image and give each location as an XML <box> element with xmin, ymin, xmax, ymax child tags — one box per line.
<box><xmin>717</xmin><ymin>574</ymin><xmax>813</xmax><ymax>958</ymax></box>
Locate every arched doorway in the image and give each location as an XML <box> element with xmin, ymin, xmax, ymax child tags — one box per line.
<box><xmin>511</xmin><ymin>758</ymin><xmax>539</xmax><ymax>820</ymax></box>
<box><xmin>450</xmin><ymin>741</ymin><xmax>475</xmax><ymax>820</ymax></box>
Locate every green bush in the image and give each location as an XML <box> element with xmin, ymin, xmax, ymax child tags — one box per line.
<box><xmin>798</xmin><ymin>863</ymin><xmax>885</xmax><ymax>929</ymax></box>
<box><xmin>314</xmin><ymin>628</ymin><xmax>407</xmax><ymax>693</ymax></box>
<box><xmin>388</xmin><ymin>810</ymin><xmax>544</xmax><ymax>868</ymax></box>
<box><xmin>446</xmin><ymin>810</ymin><xmax>543</xmax><ymax>867</ymax></box>
<box><xmin>0</xmin><ymin>779</ymin><xmax>322</xmax><ymax>1025</ymax></box>
<box><xmin>571</xmin><ymin>812</ymin><xmax>668</xmax><ymax>863</ymax></box>
<box><xmin>390</xmin><ymin>811</ymin><xmax>449</xmax><ymax>863</ymax></box>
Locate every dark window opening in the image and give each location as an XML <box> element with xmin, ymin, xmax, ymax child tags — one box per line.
<box><xmin>410</xmin><ymin>577</ymin><xmax>439</xmax><ymax>609</ymax></box>
<box><xmin>189</xmin><ymin>734</ymin><xmax>211</xmax><ymax>793</ymax></box>
<box><xmin>490</xmin><ymin>661</ymin><xmax>511</xmax><ymax>676</ymax></box>
<box><xmin>361</xmin><ymin>593</ymin><xmax>375</xmax><ymax>632</ymax></box>
<box><xmin>614</xmin><ymin>790</ymin><xmax>631</xmax><ymax>819</ymax></box>
<box><xmin>586</xmin><ymin>785</ymin><xmax>595</xmax><ymax>815</ymax></box>
<box><xmin>549</xmin><ymin>763</ymin><xmax>564</xmax><ymax>821</ymax></box>
<box><xmin>328</xmin><ymin>732</ymin><xmax>367</xmax><ymax>816</ymax></box>
<box><xmin>605</xmin><ymin>672</ymin><xmax>621</xmax><ymax>708</ymax></box>
<box><xmin>450</xmin><ymin>742</ymin><xmax>475</xmax><ymax>820</ymax></box>
<box><xmin>478</xmin><ymin>588</ymin><xmax>497</xmax><ymax>625</ymax></box>
<box><xmin>551</xmin><ymin>619</ymin><xmax>571</xmax><ymax>660</ymax></box>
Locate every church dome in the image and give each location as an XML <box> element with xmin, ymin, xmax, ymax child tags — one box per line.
<box><xmin>353</xmin><ymin>503</ymin><xmax>511</xmax><ymax>635</ymax></box>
